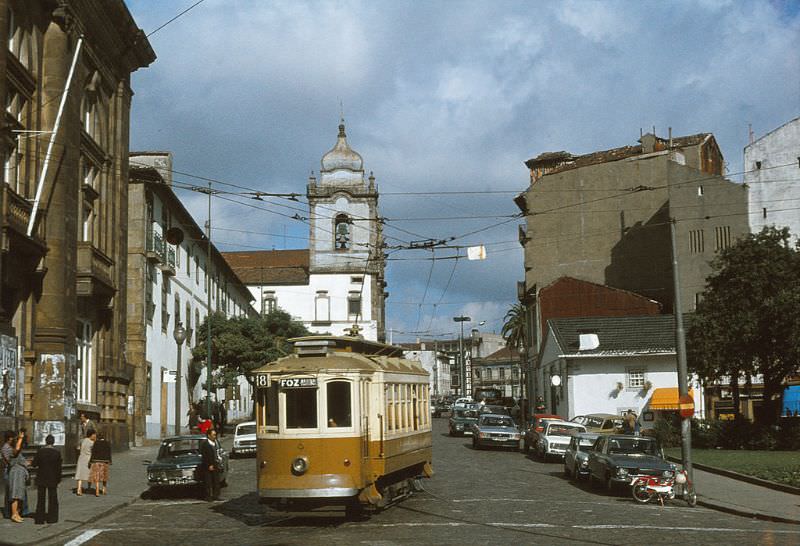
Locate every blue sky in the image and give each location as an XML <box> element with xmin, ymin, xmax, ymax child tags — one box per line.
<box><xmin>126</xmin><ymin>0</ymin><xmax>800</xmax><ymax>341</ymax></box>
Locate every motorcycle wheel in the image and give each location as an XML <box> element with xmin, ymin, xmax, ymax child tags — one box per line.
<box><xmin>631</xmin><ymin>481</ymin><xmax>654</xmax><ymax>503</ymax></box>
<box><xmin>685</xmin><ymin>484</ymin><xmax>697</xmax><ymax>507</ymax></box>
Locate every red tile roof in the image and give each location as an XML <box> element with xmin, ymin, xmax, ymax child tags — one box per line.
<box><xmin>222</xmin><ymin>250</ymin><xmax>309</xmax><ymax>285</ymax></box>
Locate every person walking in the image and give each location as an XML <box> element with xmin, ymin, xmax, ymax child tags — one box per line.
<box><xmin>89</xmin><ymin>432</ymin><xmax>111</xmax><ymax>496</ymax></box>
<box><xmin>199</xmin><ymin>428</ymin><xmax>222</xmax><ymax>501</ymax></box>
<box><xmin>75</xmin><ymin>429</ymin><xmax>95</xmax><ymax>496</ymax></box>
<box><xmin>2</xmin><ymin>431</ymin><xmax>14</xmax><ymax>518</ymax></box>
<box><xmin>623</xmin><ymin>410</ymin><xmax>636</xmax><ymax>435</ymax></box>
<box><xmin>7</xmin><ymin>430</ymin><xmax>29</xmax><ymax>523</ymax></box>
<box><xmin>32</xmin><ymin>434</ymin><xmax>61</xmax><ymax>524</ymax></box>
<box><xmin>218</xmin><ymin>402</ymin><xmax>227</xmax><ymax>437</ymax></box>
<box><xmin>187</xmin><ymin>404</ymin><xmax>199</xmax><ymax>433</ymax></box>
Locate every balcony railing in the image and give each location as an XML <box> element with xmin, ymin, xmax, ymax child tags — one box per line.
<box><xmin>1</xmin><ymin>184</ymin><xmax>46</xmax><ymax>246</ymax></box>
<box><xmin>76</xmin><ymin>242</ymin><xmax>115</xmax><ymax>299</ymax></box>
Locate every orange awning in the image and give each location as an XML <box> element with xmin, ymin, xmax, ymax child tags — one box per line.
<box><xmin>648</xmin><ymin>388</ymin><xmax>694</xmax><ymax>410</ymax></box>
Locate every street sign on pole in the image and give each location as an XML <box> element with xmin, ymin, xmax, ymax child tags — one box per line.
<box><xmin>679</xmin><ymin>394</ymin><xmax>694</xmax><ymax>419</ymax></box>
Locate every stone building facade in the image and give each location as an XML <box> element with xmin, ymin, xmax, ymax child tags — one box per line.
<box><xmin>224</xmin><ymin>120</ymin><xmax>387</xmax><ymax>342</ymax></box>
<box><xmin>516</xmin><ymin>132</ymin><xmax>749</xmax><ymax>350</ymax></box>
<box><xmin>0</xmin><ymin>1</ymin><xmax>153</xmax><ymax>455</ymax></box>
<box><xmin>128</xmin><ymin>153</ymin><xmax>256</xmax><ymax>444</ymax></box>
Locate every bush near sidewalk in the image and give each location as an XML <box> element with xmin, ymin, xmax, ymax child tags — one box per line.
<box><xmin>664</xmin><ymin>447</ymin><xmax>800</xmax><ymax>488</ymax></box>
<box><xmin>651</xmin><ymin>415</ymin><xmax>800</xmax><ymax>451</ymax></box>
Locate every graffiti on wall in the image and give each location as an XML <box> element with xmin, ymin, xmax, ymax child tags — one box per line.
<box><xmin>0</xmin><ymin>335</ymin><xmax>17</xmax><ymax>417</ymax></box>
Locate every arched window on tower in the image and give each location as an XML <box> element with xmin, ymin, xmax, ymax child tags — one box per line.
<box><xmin>334</xmin><ymin>213</ymin><xmax>351</xmax><ymax>250</ymax></box>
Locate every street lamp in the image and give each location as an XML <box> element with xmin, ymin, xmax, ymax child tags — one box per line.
<box><xmin>173</xmin><ymin>322</ymin><xmax>187</xmax><ymax>435</ymax></box>
<box><xmin>453</xmin><ymin>316</ymin><xmax>471</xmax><ymax>396</ymax></box>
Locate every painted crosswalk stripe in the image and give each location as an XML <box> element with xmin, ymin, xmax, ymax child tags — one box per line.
<box><xmin>64</xmin><ymin>529</ymin><xmax>104</xmax><ymax>546</ymax></box>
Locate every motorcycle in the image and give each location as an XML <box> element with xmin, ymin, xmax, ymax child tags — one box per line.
<box><xmin>630</xmin><ymin>469</ymin><xmax>696</xmax><ymax>507</ymax></box>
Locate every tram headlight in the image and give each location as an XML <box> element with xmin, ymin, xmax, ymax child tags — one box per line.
<box><xmin>291</xmin><ymin>456</ymin><xmax>309</xmax><ymax>475</ymax></box>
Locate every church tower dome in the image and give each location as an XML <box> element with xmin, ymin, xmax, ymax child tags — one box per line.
<box><xmin>320</xmin><ymin>120</ymin><xmax>364</xmax><ymax>174</ymax></box>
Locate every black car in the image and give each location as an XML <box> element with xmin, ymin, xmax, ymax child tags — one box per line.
<box><xmin>587</xmin><ymin>434</ymin><xmax>674</xmax><ymax>492</ymax></box>
<box><xmin>448</xmin><ymin>406</ymin><xmax>480</xmax><ymax>436</ymax></box>
<box><xmin>145</xmin><ymin>435</ymin><xmax>229</xmax><ymax>492</ymax></box>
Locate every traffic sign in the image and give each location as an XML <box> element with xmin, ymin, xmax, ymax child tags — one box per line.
<box><xmin>678</xmin><ymin>394</ymin><xmax>694</xmax><ymax>418</ymax></box>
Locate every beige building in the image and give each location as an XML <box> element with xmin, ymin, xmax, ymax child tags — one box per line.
<box><xmin>516</xmin><ymin>132</ymin><xmax>749</xmax><ymax>348</ymax></box>
<box><xmin>0</xmin><ymin>1</ymin><xmax>153</xmax><ymax>453</ymax></box>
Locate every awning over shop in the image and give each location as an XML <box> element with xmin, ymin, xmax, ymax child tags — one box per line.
<box><xmin>648</xmin><ymin>387</ymin><xmax>694</xmax><ymax>410</ymax></box>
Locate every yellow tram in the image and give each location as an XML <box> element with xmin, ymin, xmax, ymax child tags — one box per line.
<box><xmin>253</xmin><ymin>335</ymin><xmax>433</xmax><ymax>515</ymax></box>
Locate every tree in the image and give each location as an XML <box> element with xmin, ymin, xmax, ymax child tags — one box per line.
<box><xmin>191</xmin><ymin>309</ymin><xmax>310</xmax><ymax>392</ymax></box>
<box><xmin>501</xmin><ymin>303</ymin><xmax>527</xmax><ymax>351</ymax></box>
<box><xmin>687</xmin><ymin>227</ymin><xmax>800</xmax><ymax>424</ymax></box>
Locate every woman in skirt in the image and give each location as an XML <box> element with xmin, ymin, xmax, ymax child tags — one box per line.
<box><xmin>7</xmin><ymin>431</ymin><xmax>29</xmax><ymax>523</ymax></box>
<box><xmin>75</xmin><ymin>429</ymin><xmax>95</xmax><ymax>495</ymax></box>
<box><xmin>89</xmin><ymin>432</ymin><xmax>111</xmax><ymax>496</ymax></box>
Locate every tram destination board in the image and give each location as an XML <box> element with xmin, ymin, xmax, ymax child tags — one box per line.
<box><xmin>279</xmin><ymin>377</ymin><xmax>318</xmax><ymax>389</ymax></box>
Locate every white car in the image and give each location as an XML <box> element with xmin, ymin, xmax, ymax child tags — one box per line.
<box><xmin>232</xmin><ymin>421</ymin><xmax>256</xmax><ymax>457</ymax></box>
<box><xmin>536</xmin><ymin>420</ymin><xmax>586</xmax><ymax>461</ymax></box>
<box><xmin>453</xmin><ymin>396</ymin><xmax>474</xmax><ymax>408</ymax></box>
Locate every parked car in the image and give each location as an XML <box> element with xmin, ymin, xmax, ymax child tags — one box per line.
<box><xmin>571</xmin><ymin>413</ymin><xmax>623</xmax><ymax>434</ymax></box>
<box><xmin>453</xmin><ymin>397</ymin><xmax>474</xmax><ymax>408</ymax></box>
<box><xmin>448</xmin><ymin>406</ymin><xmax>480</xmax><ymax>436</ymax></box>
<box><xmin>479</xmin><ymin>404</ymin><xmax>512</xmax><ymax>417</ymax></box>
<box><xmin>534</xmin><ymin>421</ymin><xmax>587</xmax><ymax>460</ymax></box>
<box><xmin>470</xmin><ymin>413</ymin><xmax>522</xmax><ymax>450</ymax></box>
<box><xmin>523</xmin><ymin>414</ymin><xmax>563</xmax><ymax>453</ymax></box>
<box><xmin>232</xmin><ymin>421</ymin><xmax>256</xmax><ymax>457</ymax></box>
<box><xmin>562</xmin><ymin>432</ymin><xmax>601</xmax><ymax>480</ymax></box>
<box><xmin>432</xmin><ymin>400</ymin><xmax>451</xmax><ymax>417</ymax></box>
<box><xmin>587</xmin><ymin>434</ymin><xmax>674</xmax><ymax>492</ymax></box>
<box><xmin>145</xmin><ymin>435</ymin><xmax>229</xmax><ymax>493</ymax></box>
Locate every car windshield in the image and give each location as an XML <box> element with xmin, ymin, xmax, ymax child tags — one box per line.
<box><xmin>236</xmin><ymin>424</ymin><xmax>256</xmax><ymax>435</ymax></box>
<box><xmin>547</xmin><ymin>424</ymin><xmax>584</xmax><ymax>436</ymax></box>
<box><xmin>158</xmin><ymin>438</ymin><xmax>201</xmax><ymax>458</ymax></box>
<box><xmin>480</xmin><ymin>416</ymin><xmax>514</xmax><ymax>427</ymax></box>
<box><xmin>608</xmin><ymin>437</ymin><xmax>659</xmax><ymax>456</ymax></box>
<box><xmin>455</xmin><ymin>409</ymin><xmax>478</xmax><ymax>419</ymax></box>
<box><xmin>577</xmin><ymin>438</ymin><xmax>597</xmax><ymax>450</ymax></box>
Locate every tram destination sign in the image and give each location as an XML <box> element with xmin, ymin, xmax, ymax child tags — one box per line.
<box><xmin>279</xmin><ymin>377</ymin><xmax>318</xmax><ymax>389</ymax></box>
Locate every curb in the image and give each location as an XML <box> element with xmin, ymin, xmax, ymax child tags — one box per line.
<box><xmin>696</xmin><ymin>499</ymin><xmax>800</xmax><ymax>526</ymax></box>
<box><xmin>665</xmin><ymin>456</ymin><xmax>800</xmax><ymax>496</ymax></box>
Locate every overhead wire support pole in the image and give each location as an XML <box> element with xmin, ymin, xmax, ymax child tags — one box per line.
<box><xmin>28</xmin><ymin>35</ymin><xmax>83</xmax><ymax>237</ymax></box>
<box><xmin>206</xmin><ymin>180</ymin><xmax>213</xmax><ymax>421</ymax></box>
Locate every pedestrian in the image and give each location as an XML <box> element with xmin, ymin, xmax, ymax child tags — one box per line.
<box><xmin>89</xmin><ymin>432</ymin><xmax>111</xmax><ymax>496</ymax></box>
<box><xmin>32</xmin><ymin>434</ymin><xmax>61</xmax><ymax>524</ymax></box>
<box><xmin>218</xmin><ymin>402</ymin><xmax>227</xmax><ymax>437</ymax></box>
<box><xmin>623</xmin><ymin>410</ymin><xmax>636</xmax><ymax>435</ymax></box>
<box><xmin>188</xmin><ymin>404</ymin><xmax>199</xmax><ymax>433</ymax></box>
<box><xmin>7</xmin><ymin>430</ymin><xmax>29</xmax><ymax>523</ymax></box>
<box><xmin>2</xmin><ymin>430</ymin><xmax>14</xmax><ymax>518</ymax></box>
<box><xmin>79</xmin><ymin>413</ymin><xmax>95</xmax><ymax>440</ymax></box>
<box><xmin>199</xmin><ymin>428</ymin><xmax>222</xmax><ymax>501</ymax></box>
<box><xmin>75</xmin><ymin>429</ymin><xmax>95</xmax><ymax>496</ymax></box>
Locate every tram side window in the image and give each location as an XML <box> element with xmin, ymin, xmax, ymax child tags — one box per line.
<box><xmin>327</xmin><ymin>381</ymin><xmax>352</xmax><ymax>427</ymax></box>
<box><xmin>386</xmin><ymin>385</ymin><xmax>394</xmax><ymax>431</ymax></box>
<box><xmin>257</xmin><ymin>384</ymin><xmax>279</xmax><ymax>429</ymax></box>
<box><xmin>285</xmin><ymin>388</ymin><xmax>318</xmax><ymax>428</ymax></box>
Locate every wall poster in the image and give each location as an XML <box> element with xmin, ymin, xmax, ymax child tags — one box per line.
<box><xmin>33</xmin><ymin>421</ymin><xmax>65</xmax><ymax>446</ymax></box>
<box><xmin>0</xmin><ymin>335</ymin><xmax>17</xmax><ymax>418</ymax></box>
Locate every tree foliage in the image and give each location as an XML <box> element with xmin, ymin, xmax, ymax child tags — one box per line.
<box><xmin>501</xmin><ymin>303</ymin><xmax>527</xmax><ymax>350</ymax></box>
<box><xmin>687</xmin><ymin>227</ymin><xmax>800</xmax><ymax>423</ymax></box>
<box><xmin>191</xmin><ymin>309</ymin><xmax>310</xmax><ymax>388</ymax></box>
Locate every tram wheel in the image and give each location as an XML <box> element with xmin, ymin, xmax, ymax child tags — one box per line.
<box><xmin>344</xmin><ymin>501</ymin><xmax>366</xmax><ymax>521</ymax></box>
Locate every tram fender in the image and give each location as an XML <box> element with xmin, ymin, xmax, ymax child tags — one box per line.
<box><xmin>358</xmin><ymin>483</ymin><xmax>383</xmax><ymax>506</ymax></box>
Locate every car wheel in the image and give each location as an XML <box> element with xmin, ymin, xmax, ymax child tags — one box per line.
<box><xmin>605</xmin><ymin>473</ymin><xmax>615</xmax><ymax>494</ymax></box>
<box><xmin>589</xmin><ymin>472</ymin><xmax>600</xmax><ymax>489</ymax></box>
<box><xmin>572</xmin><ymin>465</ymin><xmax>580</xmax><ymax>482</ymax></box>
<box><xmin>524</xmin><ymin>439</ymin><xmax>530</xmax><ymax>454</ymax></box>
<box><xmin>563</xmin><ymin>464</ymin><xmax>570</xmax><ymax>477</ymax></box>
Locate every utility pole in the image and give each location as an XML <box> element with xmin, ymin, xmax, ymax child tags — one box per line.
<box><xmin>667</xmin><ymin>137</ymin><xmax>693</xmax><ymax>480</ymax></box>
<box><xmin>453</xmin><ymin>316</ymin><xmax>471</xmax><ymax>396</ymax></box>
<box><xmin>205</xmin><ymin>181</ymin><xmax>213</xmax><ymax>420</ymax></box>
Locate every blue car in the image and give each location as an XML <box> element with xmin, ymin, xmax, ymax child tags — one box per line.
<box><xmin>562</xmin><ymin>432</ymin><xmax>600</xmax><ymax>480</ymax></box>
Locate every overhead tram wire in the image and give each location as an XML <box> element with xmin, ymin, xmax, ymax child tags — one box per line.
<box><xmin>146</xmin><ymin>0</ymin><xmax>206</xmax><ymax>37</ymax></box>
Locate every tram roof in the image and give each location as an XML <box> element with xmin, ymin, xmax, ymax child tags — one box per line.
<box><xmin>252</xmin><ymin>336</ymin><xmax>428</xmax><ymax>375</ymax></box>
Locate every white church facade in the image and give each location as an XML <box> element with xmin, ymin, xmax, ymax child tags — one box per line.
<box><xmin>224</xmin><ymin>121</ymin><xmax>387</xmax><ymax>341</ymax></box>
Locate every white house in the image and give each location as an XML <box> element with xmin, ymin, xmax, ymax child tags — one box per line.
<box><xmin>745</xmin><ymin>116</ymin><xmax>800</xmax><ymax>243</ymax></box>
<box><xmin>537</xmin><ymin>315</ymin><xmax>705</xmax><ymax>425</ymax></box>
<box><xmin>128</xmin><ymin>153</ymin><xmax>257</xmax><ymax>443</ymax></box>
<box><xmin>224</xmin><ymin>120</ymin><xmax>386</xmax><ymax>341</ymax></box>
<box><xmin>401</xmin><ymin>342</ymin><xmax>452</xmax><ymax>398</ymax></box>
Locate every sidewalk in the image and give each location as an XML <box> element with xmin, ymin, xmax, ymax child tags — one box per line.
<box><xmin>691</xmin><ymin>467</ymin><xmax>800</xmax><ymax>524</ymax></box>
<box><xmin>0</xmin><ymin>444</ymin><xmax>155</xmax><ymax>546</ymax></box>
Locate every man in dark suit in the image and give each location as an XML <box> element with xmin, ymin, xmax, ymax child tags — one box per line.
<box><xmin>32</xmin><ymin>434</ymin><xmax>62</xmax><ymax>524</ymax></box>
<box><xmin>199</xmin><ymin>428</ymin><xmax>221</xmax><ymax>501</ymax></box>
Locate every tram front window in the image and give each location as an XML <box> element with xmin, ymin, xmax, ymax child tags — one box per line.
<box><xmin>327</xmin><ymin>381</ymin><xmax>352</xmax><ymax>427</ymax></box>
<box><xmin>285</xmin><ymin>388</ymin><xmax>318</xmax><ymax>428</ymax></box>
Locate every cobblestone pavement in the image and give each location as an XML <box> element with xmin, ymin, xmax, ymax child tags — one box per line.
<box><xmin>49</xmin><ymin>420</ymin><xmax>800</xmax><ymax>546</ymax></box>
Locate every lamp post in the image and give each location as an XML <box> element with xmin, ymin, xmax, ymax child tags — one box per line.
<box><xmin>453</xmin><ymin>316</ymin><xmax>471</xmax><ymax>396</ymax></box>
<box><xmin>173</xmin><ymin>321</ymin><xmax>187</xmax><ymax>436</ymax></box>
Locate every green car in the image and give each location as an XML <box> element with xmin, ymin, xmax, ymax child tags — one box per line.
<box><xmin>448</xmin><ymin>407</ymin><xmax>480</xmax><ymax>436</ymax></box>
